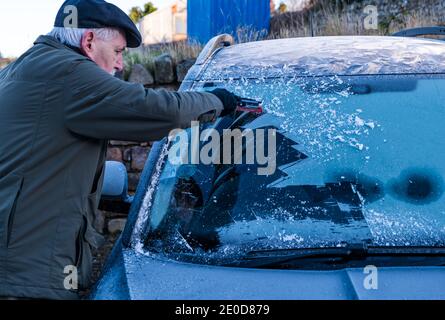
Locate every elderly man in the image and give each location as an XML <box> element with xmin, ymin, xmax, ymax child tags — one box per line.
<box><xmin>0</xmin><ymin>0</ymin><xmax>237</xmax><ymax>299</ymax></box>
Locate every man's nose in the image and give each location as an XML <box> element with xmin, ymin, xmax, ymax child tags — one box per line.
<box><xmin>116</xmin><ymin>55</ymin><xmax>124</xmax><ymax>72</ymax></box>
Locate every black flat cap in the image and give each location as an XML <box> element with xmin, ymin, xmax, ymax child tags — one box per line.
<box><xmin>54</xmin><ymin>0</ymin><xmax>142</xmax><ymax>48</ymax></box>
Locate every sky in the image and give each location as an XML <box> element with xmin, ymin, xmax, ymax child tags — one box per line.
<box><xmin>0</xmin><ymin>0</ymin><xmax>298</xmax><ymax>58</ymax></box>
<box><xmin>0</xmin><ymin>0</ymin><xmax>177</xmax><ymax>57</ymax></box>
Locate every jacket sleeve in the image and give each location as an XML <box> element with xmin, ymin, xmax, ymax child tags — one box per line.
<box><xmin>64</xmin><ymin>59</ymin><xmax>224</xmax><ymax>142</ymax></box>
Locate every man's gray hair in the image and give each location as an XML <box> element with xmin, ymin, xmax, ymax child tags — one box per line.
<box><xmin>48</xmin><ymin>27</ymin><xmax>124</xmax><ymax>48</ymax></box>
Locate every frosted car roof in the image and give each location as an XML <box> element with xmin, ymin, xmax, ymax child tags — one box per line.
<box><xmin>200</xmin><ymin>36</ymin><xmax>445</xmax><ymax>79</ymax></box>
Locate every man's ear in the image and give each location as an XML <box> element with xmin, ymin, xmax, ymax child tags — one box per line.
<box><xmin>80</xmin><ymin>31</ymin><xmax>95</xmax><ymax>56</ymax></box>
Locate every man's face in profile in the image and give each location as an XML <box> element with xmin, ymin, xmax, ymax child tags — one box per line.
<box><xmin>80</xmin><ymin>30</ymin><xmax>127</xmax><ymax>75</ymax></box>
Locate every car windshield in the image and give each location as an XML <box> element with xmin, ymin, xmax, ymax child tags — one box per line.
<box><xmin>142</xmin><ymin>74</ymin><xmax>445</xmax><ymax>266</ymax></box>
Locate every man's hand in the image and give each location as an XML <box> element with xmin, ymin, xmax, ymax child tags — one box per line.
<box><xmin>210</xmin><ymin>89</ymin><xmax>240</xmax><ymax>117</ymax></box>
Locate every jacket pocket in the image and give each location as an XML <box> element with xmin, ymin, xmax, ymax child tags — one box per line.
<box><xmin>74</xmin><ymin>191</ymin><xmax>105</xmax><ymax>290</ymax></box>
<box><xmin>0</xmin><ymin>173</ymin><xmax>24</xmax><ymax>248</ymax></box>
<box><xmin>52</xmin><ymin>210</ymin><xmax>92</xmax><ymax>292</ymax></box>
<box><xmin>84</xmin><ymin>191</ymin><xmax>105</xmax><ymax>249</ymax></box>
<box><xmin>76</xmin><ymin>215</ymin><xmax>93</xmax><ymax>290</ymax></box>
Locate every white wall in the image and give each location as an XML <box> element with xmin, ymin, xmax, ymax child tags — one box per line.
<box><xmin>140</xmin><ymin>0</ymin><xmax>187</xmax><ymax>45</ymax></box>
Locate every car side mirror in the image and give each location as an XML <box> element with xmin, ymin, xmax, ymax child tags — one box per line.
<box><xmin>101</xmin><ymin>161</ymin><xmax>133</xmax><ymax>203</ymax></box>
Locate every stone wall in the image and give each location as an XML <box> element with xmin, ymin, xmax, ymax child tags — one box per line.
<box><xmin>306</xmin><ymin>0</ymin><xmax>445</xmax><ymax>16</ymax></box>
<box><xmin>337</xmin><ymin>0</ymin><xmax>445</xmax><ymax>31</ymax></box>
<box><xmin>107</xmin><ymin>141</ymin><xmax>153</xmax><ymax>192</ymax></box>
<box><xmin>101</xmin><ymin>54</ymin><xmax>195</xmax><ymax>235</ymax></box>
<box><xmin>343</xmin><ymin>0</ymin><xmax>445</xmax><ymax>18</ymax></box>
<box><xmin>271</xmin><ymin>0</ymin><xmax>445</xmax><ymax>36</ymax></box>
<box><xmin>107</xmin><ymin>54</ymin><xmax>196</xmax><ymax>194</ymax></box>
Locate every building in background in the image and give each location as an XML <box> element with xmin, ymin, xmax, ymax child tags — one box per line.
<box><xmin>139</xmin><ymin>0</ymin><xmax>271</xmax><ymax>45</ymax></box>
<box><xmin>286</xmin><ymin>0</ymin><xmax>312</xmax><ymax>11</ymax></box>
<box><xmin>188</xmin><ymin>0</ymin><xmax>271</xmax><ymax>44</ymax></box>
<box><xmin>270</xmin><ymin>0</ymin><xmax>276</xmax><ymax>15</ymax></box>
<box><xmin>139</xmin><ymin>0</ymin><xmax>187</xmax><ymax>45</ymax></box>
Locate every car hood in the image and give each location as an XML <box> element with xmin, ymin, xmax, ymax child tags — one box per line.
<box><xmin>90</xmin><ymin>241</ymin><xmax>445</xmax><ymax>300</ymax></box>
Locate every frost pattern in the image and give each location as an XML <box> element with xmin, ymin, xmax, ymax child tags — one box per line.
<box><xmin>202</xmin><ymin>36</ymin><xmax>445</xmax><ymax>79</ymax></box>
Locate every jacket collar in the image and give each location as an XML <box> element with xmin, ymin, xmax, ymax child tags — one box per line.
<box><xmin>34</xmin><ymin>35</ymin><xmax>85</xmax><ymax>57</ymax></box>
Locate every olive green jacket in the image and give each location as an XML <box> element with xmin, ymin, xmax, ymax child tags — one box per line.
<box><xmin>0</xmin><ymin>35</ymin><xmax>223</xmax><ymax>299</ymax></box>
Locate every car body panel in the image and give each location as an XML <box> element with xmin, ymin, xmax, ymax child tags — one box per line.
<box><xmin>90</xmin><ymin>240</ymin><xmax>131</xmax><ymax>300</ymax></box>
<box><xmin>90</xmin><ymin>247</ymin><xmax>445</xmax><ymax>300</ymax></box>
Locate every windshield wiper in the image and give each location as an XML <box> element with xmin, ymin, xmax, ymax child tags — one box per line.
<box><xmin>224</xmin><ymin>243</ymin><xmax>445</xmax><ymax>269</ymax></box>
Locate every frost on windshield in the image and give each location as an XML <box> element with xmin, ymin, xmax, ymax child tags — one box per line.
<box><xmin>222</xmin><ymin>75</ymin><xmax>380</xmax><ymax>179</ymax></box>
<box><xmin>196</xmin><ymin>75</ymin><xmax>445</xmax><ymax>252</ymax></box>
<box><xmin>142</xmin><ymin>74</ymin><xmax>445</xmax><ymax>262</ymax></box>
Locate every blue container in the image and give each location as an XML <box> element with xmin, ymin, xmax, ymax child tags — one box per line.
<box><xmin>187</xmin><ymin>0</ymin><xmax>270</xmax><ymax>44</ymax></box>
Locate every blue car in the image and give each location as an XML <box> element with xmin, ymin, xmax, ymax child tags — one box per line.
<box><xmin>90</xmin><ymin>29</ymin><xmax>445</xmax><ymax>300</ymax></box>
